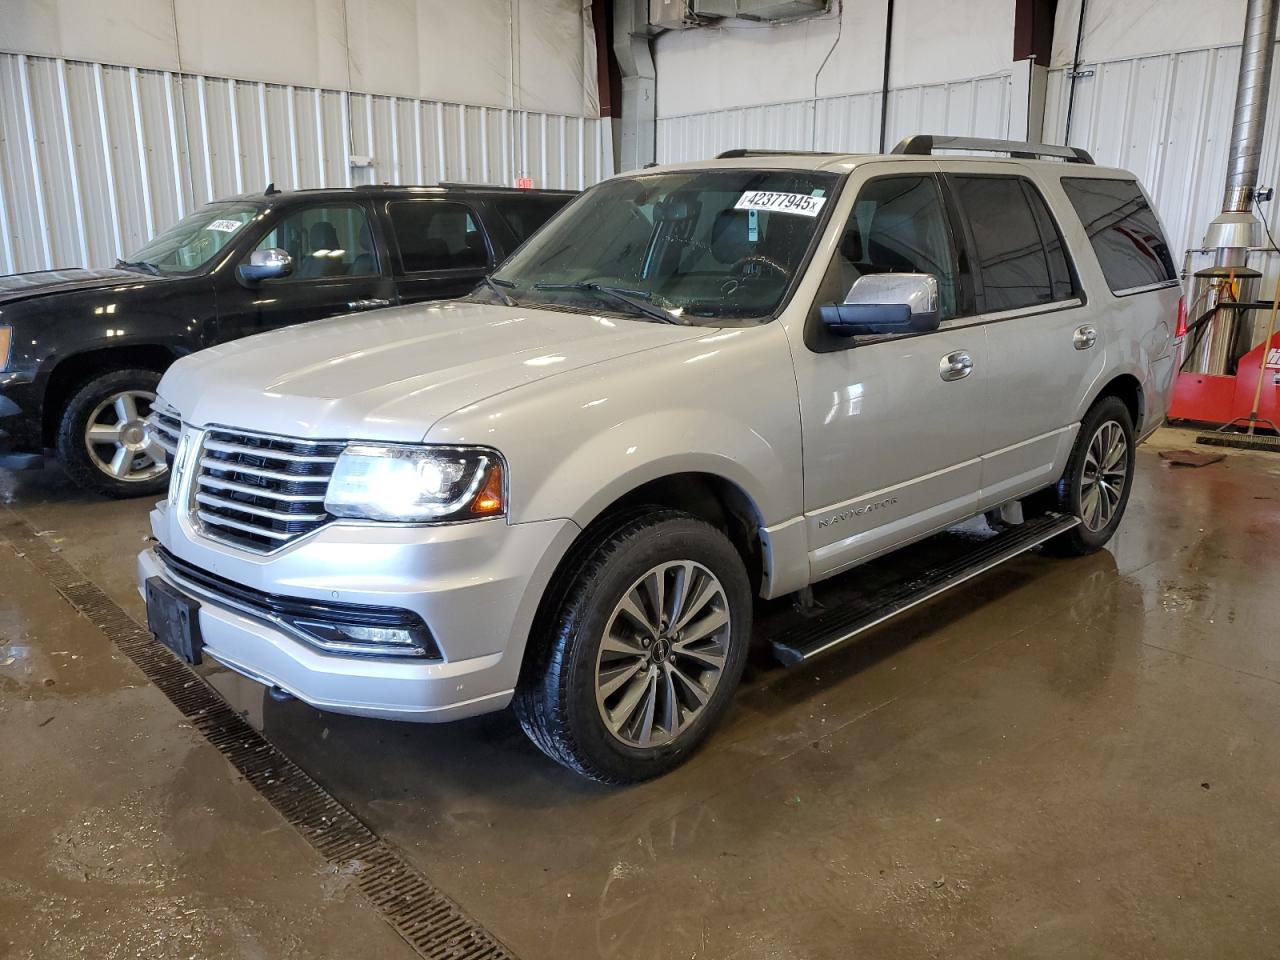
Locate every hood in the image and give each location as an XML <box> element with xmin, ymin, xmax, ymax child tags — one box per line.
<box><xmin>161</xmin><ymin>299</ymin><xmax>708</xmax><ymax>443</ymax></box>
<box><xmin>0</xmin><ymin>267</ymin><xmax>169</xmax><ymax>306</ymax></box>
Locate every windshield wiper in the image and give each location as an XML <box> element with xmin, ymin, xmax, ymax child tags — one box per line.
<box><xmin>532</xmin><ymin>281</ymin><xmax>682</xmax><ymax>325</ymax></box>
<box><xmin>115</xmin><ymin>258</ymin><xmax>162</xmax><ymax>277</ymax></box>
<box><xmin>481</xmin><ymin>275</ymin><xmax>517</xmax><ymax>306</ymax></box>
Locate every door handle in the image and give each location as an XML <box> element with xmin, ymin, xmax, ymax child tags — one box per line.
<box><xmin>939</xmin><ymin>350</ymin><xmax>973</xmax><ymax>382</ymax></box>
<box><xmin>1073</xmin><ymin>324</ymin><xmax>1098</xmax><ymax>350</ymax></box>
<box><xmin>347</xmin><ymin>298</ymin><xmax>392</xmax><ymax>311</ymax></box>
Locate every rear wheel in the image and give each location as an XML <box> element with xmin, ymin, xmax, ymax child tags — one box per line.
<box><xmin>55</xmin><ymin>368</ymin><xmax>168</xmax><ymax>499</ymax></box>
<box><xmin>515</xmin><ymin>509</ymin><xmax>752</xmax><ymax>783</ymax></box>
<box><xmin>1042</xmin><ymin>396</ymin><xmax>1135</xmax><ymax>556</ymax></box>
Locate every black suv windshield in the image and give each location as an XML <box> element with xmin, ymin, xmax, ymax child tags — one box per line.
<box><xmin>124</xmin><ymin>201</ymin><xmax>265</xmax><ymax>274</ymax></box>
<box><xmin>491</xmin><ymin>169</ymin><xmax>839</xmax><ymax>323</ymax></box>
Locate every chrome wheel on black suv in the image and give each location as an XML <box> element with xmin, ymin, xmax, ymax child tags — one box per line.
<box><xmin>516</xmin><ymin>509</ymin><xmax>751</xmax><ymax>784</ymax></box>
<box><xmin>55</xmin><ymin>368</ymin><xmax>169</xmax><ymax>499</ymax></box>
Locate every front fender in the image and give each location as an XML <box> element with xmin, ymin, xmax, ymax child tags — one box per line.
<box><xmin>427</xmin><ymin>321</ymin><xmax>806</xmax><ymax>567</ymax></box>
<box><xmin>529</xmin><ymin>410</ymin><xmax>787</xmax><ymax>529</ymax></box>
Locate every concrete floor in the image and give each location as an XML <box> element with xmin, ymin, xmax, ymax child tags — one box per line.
<box><xmin>3</xmin><ymin>428</ymin><xmax>1279</xmax><ymax>959</ymax></box>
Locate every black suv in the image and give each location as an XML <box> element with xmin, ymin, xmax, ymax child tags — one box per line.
<box><xmin>0</xmin><ymin>183</ymin><xmax>573</xmax><ymax>496</ymax></box>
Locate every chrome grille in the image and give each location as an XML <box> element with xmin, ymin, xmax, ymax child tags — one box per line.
<box><xmin>194</xmin><ymin>428</ymin><xmax>345</xmax><ymax>552</ymax></box>
<box><xmin>143</xmin><ymin>404</ymin><xmax>182</xmax><ymax>459</ymax></box>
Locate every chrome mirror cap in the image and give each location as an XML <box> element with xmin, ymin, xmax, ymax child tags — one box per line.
<box><xmin>821</xmin><ymin>272</ymin><xmax>941</xmax><ymax>338</ymax></box>
<box><xmin>843</xmin><ymin>272</ymin><xmax>939</xmax><ymax>315</ymax></box>
<box><xmin>238</xmin><ymin>247</ymin><xmax>294</xmax><ymax>284</ymax></box>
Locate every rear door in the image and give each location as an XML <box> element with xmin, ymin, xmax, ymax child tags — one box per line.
<box><xmin>942</xmin><ymin>164</ymin><xmax>1096</xmax><ymax>509</ymax></box>
<box><xmin>381</xmin><ymin>198</ymin><xmax>494</xmax><ymax>304</ymax></box>
<box><xmin>216</xmin><ymin>200</ymin><xmax>396</xmax><ymax>342</ymax></box>
<box><xmin>486</xmin><ymin>193</ymin><xmax>574</xmax><ymax>258</ymax></box>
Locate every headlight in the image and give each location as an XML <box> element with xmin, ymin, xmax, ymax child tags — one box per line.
<box><xmin>324</xmin><ymin>444</ymin><xmax>506</xmax><ymax>522</ymax></box>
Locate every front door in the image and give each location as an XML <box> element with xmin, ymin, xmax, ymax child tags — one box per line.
<box><xmin>216</xmin><ymin>200</ymin><xmax>397</xmax><ymax>342</ymax></box>
<box><xmin>784</xmin><ymin>165</ymin><xmax>989</xmax><ymax>581</ymax></box>
<box><xmin>941</xmin><ymin>166</ymin><xmax>1100</xmax><ymax>509</ymax></box>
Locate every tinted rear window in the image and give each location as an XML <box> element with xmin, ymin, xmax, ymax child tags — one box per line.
<box><xmin>496</xmin><ymin>196</ymin><xmax>571</xmax><ymax>245</ymax></box>
<box><xmin>387</xmin><ymin>200</ymin><xmax>489</xmax><ymax>272</ymax></box>
<box><xmin>952</xmin><ymin>175</ymin><xmax>1075</xmax><ymax>312</ymax></box>
<box><xmin>1061</xmin><ymin>178</ymin><xmax>1177</xmax><ymax>293</ymax></box>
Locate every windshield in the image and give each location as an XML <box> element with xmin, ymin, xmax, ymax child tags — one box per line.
<box><xmin>490</xmin><ymin>169</ymin><xmax>839</xmax><ymax>323</ymax></box>
<box><xmin>124</xmin><ymin>201</ymin><xmax>264</xmax><ymax>274</ymax></box>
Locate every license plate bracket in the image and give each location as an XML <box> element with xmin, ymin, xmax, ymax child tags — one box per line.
<box><xmin>145</xmin><ymin>576</ymin><xmax>203</xmax><ymax>665</ymax></box>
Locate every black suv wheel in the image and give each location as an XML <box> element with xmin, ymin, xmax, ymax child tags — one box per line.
<box><xmin>55</xmin><ymin>368</ymin><xmax>169</xmax><ymax>499</ymax></box>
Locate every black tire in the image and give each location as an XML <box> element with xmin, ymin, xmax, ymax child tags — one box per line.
<box><xmin>55</xmin><ymin>368</ymin><xmax>169</xmax><ymax>499</ymax></box>
<box><xmin>1041</xmin><ymin>396</ymin><xmax>1136</xmax><ymax>556</ymax></box>
<box><xmin>514</xmin><ymin>508</ymin><xmax>752</xmax><ymax>784</ymax></box>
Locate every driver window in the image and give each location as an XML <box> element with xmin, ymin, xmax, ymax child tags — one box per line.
<box><xmin>253</xmin><ymin>204</ymin><xmax>377</xmax><ymax>279</ymax></box>
<box><xmin>834</xmin><ymin>176</ymin><xmax>960</xmax><ymax>320</ymax></box>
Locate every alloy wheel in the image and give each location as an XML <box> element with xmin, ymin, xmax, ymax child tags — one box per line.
<box><xmin>594</xmin><ymin>560</ymin><xmax>732</xmax><ymax>749</ymax></box>
<box><xmin>83</xmin><ymin>389</ymin><xmax>167</xmax><ymax>484</ymax></box>
<box><xmin>1079</xmin><ymin>419</ymin><xmax>1128</xmax><ymax>532</ymax></box>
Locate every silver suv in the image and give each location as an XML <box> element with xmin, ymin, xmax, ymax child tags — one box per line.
<box><xmin>138</xmin><ymin>136</ymin><xmax>1182</xmax><ymax>783</ymax></box>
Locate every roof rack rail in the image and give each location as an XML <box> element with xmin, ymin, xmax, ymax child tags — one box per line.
<box><xmin>436</xmin><ymin>181</ymin><xmax>575</xmax><ymax>193</ymax></box>
<box><xmin>715</xmin><ymin>148</ymin><xmax>846</xmax><ymax>159</ymax></box>
<box><xmin>891</xmin><ymin>135</ymin><xmax>1094</xmax><ymax>164</ymax></box>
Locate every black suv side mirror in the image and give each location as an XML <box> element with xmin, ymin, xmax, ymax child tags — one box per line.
<box><xmin>237</xmin><ymin>248</ymin><xmax>294</xmax><ymax>286</ymax></box>
<box><xmin>820</xmin><ymin>273</ymin><xmax>940</xmax><ymax>337</ymax></box>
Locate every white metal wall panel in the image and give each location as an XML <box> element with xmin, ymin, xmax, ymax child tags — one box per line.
<box><xmin>1042</xmin><ymin>42</ymin><xmax>1280</xmax><ymax>257</ymax></box>
<box><xmin>0</xmin><ymin>53</ymin><xmax>613</xmax><ymax>274</ymax></box>
<box><xmin>657</xmin><ymin>72</ymin><xmax>1012</xmax><ymax>163</ymax></box>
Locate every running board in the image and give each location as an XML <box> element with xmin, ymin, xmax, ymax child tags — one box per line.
<box><xmin>770</xmin><ymin>512</ymin><xmax>1080</xmax><ymax>666</ymax></box>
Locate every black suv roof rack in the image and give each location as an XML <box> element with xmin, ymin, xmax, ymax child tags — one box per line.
<box><xmin>715</xmin><ymin>148</ymin><xmax>846</xmax><ymax>159</ymax></box>
<box><xmin>436</xmin><ymin>181</ymin><xmax>576</xmax><ymax>193</ymax></box>
<box><xmin>891</xmin><ymin>134</ymin><xmax>1095</xmax><ymax>164</ymax></box>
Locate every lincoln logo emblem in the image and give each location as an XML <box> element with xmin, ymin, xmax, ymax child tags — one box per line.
<box><xmin>170</xmin><ymin>432</ymin><xmax>192</xmax><ymax>504</ymax></box>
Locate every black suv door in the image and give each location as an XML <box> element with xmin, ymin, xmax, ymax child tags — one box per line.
<box><xmin>380</xmin><ymin>198</ymin><xmax>494</xmax><ymax>304</ymax></box>
<box><xmin>216</xmin><ymin>199</ymin><xmax>398</xmax><ymax>341</ymax></box>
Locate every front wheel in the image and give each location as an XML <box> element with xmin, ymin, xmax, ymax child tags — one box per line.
<box><xmin>1042</xmin><ymin>396</ymin><xmax>1136</xmax><ymax>556</ymax></box>
<box><xmin>55</xmin><ymin>368</ymin><xmax>169</xmax><ymax>499</ymax></box>
<box><xmin>515</xmin><ymin>509</ymin><xmax>752</xmax><ymax>784</ymax></box>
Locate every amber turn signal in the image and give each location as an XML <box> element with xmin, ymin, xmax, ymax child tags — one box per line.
<box><xmin>470</xmin><ymin>463</ymin><xmax>505</xmax><ymax>515</ymax></box>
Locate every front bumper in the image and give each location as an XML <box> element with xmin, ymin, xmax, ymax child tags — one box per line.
<box><xmin>0</xmin><ymin>376</ymin><xmax>45</xmax><ymax>469</ymax></box>
<box><xmin>139</xmin><ymin>505</ymin><xmax>578</xmax><ymax>722</ymax></box>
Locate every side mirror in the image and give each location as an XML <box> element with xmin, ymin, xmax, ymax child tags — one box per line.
<box><xmin>237</xmin><ymin>247</ymin><xmax>293</xmax><ymax>285</ymax></box>
<box><xmin>820</xmin><ymin>272</ymin><xmax>940</xmax><ymax>337</ymax></box>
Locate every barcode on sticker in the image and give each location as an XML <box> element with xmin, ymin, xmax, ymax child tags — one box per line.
<box><xmin>734</xmin><ymin>191</ymin><xmax>827</xmax><ymax>217</ymax></box>
<box><xmin>206</xmin><ymin>219</ymin><xmax>243</xmax><ymax>233</ymax></box>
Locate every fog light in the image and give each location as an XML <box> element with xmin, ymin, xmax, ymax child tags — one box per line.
<box><xmin>287</xmin><ymin>618</ymin><xmax>436</xmax><ymax>658</ymax></box>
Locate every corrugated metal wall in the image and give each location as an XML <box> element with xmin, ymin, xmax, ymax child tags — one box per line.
<box><xmin>657</xmin><ymin>71</ymin><xmax>1011</xmax><ymax>162</ymax></box>
<box><xmin>0</xmin><ymin>53</ymin><xmax>614</xmax><ymax>274</ymax></box>
<box><xmin>1044</xmin><ymin>41</ymin><xmax>1280</xmax><ymax>257</ymax></box>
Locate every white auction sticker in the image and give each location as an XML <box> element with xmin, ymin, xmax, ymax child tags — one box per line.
<box><xmin>206</xmin><ymin>218</ymin><xmax>243</xmax><ymax>233</ymax></box>
<box><xmin>734</xmin><ymin>191</ymin><xmax>827</xmax><ymax>217</ymax></box>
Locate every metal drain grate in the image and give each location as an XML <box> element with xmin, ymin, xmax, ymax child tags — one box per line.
<box><xmin>1</xmin><ymin>517</ymin><xmax>516</xmax><ymax>960</ymax></box>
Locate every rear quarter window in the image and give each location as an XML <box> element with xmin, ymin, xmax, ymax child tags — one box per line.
<box><xmin>495</xmin><ymin>196</ymin><xmax>572</xmax><ymax>245</ymax></box>
<box><xmin>1061</xmin><ymin>178</ymin><xmax>1177</xmax><ymax>294</ymax></box>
